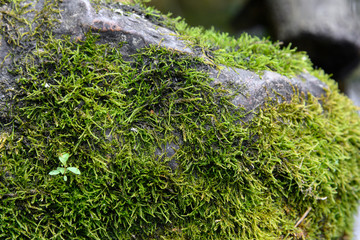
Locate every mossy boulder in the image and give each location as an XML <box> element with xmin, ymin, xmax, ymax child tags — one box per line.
<box><xmin>1</xmin><ymin>0</ymin><xmax>360</xmax><ymax>239</ymax></box>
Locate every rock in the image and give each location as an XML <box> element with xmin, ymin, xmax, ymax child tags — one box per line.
<box><xmin>59</xmin><ymin>0</ymin><xmax>193</xmax><ymax>54</ymax></box>
<box><xmin>208</xmin><ymin>67</ymin><xmax>327</xmax><ymax>121</ymax></box>
<box><xmin>1</xmin><ymin>0</ymin><xmax>360</xmax><ymax>239</ymax></box>
<box><xmin>344</xmin><ymin>62</ymin><xmax>360</xmax><ymax>113</ymax></box>
<box><xmin>266</xmin><ymin>0</ymin><xmax>360</xmax><ymax>80</ymax></box>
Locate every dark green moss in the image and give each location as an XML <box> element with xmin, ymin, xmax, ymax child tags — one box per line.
<box><xmin>1</xmin><ymin>1</ymin><xmax>360</xmax><ymax>239</ymax></box>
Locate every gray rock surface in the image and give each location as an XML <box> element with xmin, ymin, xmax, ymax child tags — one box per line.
<box><xmin>0</xmin><ymin>30</ymin><xmax>16</xmax><ymax>121</ymax></box>
<box><xmin>345</xmin><ymin>63</ymin><xmax>360</xmax><ymax>114</ymax></box>
<box><xmin>266</xmin><ymin>0</ymin><xmax>360</xmax><ymax>47</ymax></box>
<box><xmin>354</xmin><ymin>206</ymin><xmax>360</xmax><ymax>240</ymax></box>
<box><xmin>209</xmin><ymin>67</ymin><xmax>327</xmax><ymax>120</ymax></box>
<box><xmin>58</xmin><ymin>0</ymin><xmax>193</xmax><ymax>54</ymax></box>
<box><xmin>266</xmin><ymin>0</ymin><xmax>360</xmax><ymax>80</ymax></box>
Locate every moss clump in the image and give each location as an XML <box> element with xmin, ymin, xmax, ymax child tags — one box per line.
<box><xmin>1</xmin><ymin>1</ymin><xmax>360</xmax><ymax>239</ymax></box>
<box><xmin>140</xmin><ymin>5</ymin><xmax>313</xmax><ymax>78</ymax></box>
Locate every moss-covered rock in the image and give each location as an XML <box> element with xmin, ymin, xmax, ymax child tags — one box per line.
<box><xmin>0</xmin><ymin>0</ymin><xmax>360</xmax><ymax>239</ymax></box>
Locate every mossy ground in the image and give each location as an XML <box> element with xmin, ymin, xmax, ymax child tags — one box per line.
<box><xmin>1</xmin><ymin>0</ymin><xmax>360</xmax><ymax>239</ymax></box>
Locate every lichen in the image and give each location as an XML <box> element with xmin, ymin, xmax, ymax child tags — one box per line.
<box><xmin>0</xmin><ymin>0</ymin><xmax>360</xmax><ymax>239</ymax></box>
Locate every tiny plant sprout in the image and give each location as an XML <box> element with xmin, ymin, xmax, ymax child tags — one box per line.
<box><xmin>49</xmin><ymin>153</ymin><xmax>81</xmax><ymax>181</ymax></box>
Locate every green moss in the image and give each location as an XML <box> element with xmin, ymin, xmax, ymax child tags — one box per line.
<box><xmin>1</xmin><ymin>1</ymin><xmax>360</xmax><ymax>239</ymax></box>
<box><xmin>137</xmin><ymin>5</ymin><xmax>313</xmax><ymax>78</ymax></box>
<box><xmin>0</xmin><ymin>0</ymin><xmax>59</xmax><ymax>46</ymax></box>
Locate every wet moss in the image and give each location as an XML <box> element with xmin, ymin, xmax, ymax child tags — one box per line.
<box><xmin>0</xmin><ymin>0</ymin><xmax>360</xmax><ymax>239</ymax></box>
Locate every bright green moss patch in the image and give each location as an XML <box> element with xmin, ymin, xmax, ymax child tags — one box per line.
<box><xmin>1</xmin><ymin>1</ymin><xmax>360</xmax><ymax>239</ymax></box>
<box><xmin>176</xmin><ymin>26</ymin><xmax>313</xmax><ymax>77</ymax></box>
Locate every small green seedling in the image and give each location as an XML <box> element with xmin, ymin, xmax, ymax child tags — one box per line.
<box><xmin>49</xmin><ymin>153</ymin><xmax>81</xmax><ymax>181</ymax></box>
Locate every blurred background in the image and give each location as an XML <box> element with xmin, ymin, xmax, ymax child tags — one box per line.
<box><xmin>146</xmin><ymin>0</ymin><xmax>360</xmax><ymax>109</ymax></box>
<box><xmin>145</xmin><ymin>0</ymin><xmax>360</xmax><ymax>238</ymax></box>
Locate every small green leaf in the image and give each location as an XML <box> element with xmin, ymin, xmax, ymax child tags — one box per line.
<box><xmin>64</xmin><ymin>175</ymin><xmax>67</xmax><ymax>181</ymax></box>
<box><xmin>59</xmin><ymin>153</ymin><xmax>70</xmax><ymax>166</ymax></box>
<box><xmin>57</xmin><ymin>167</ymin><xmax>66</xmax><ymax>175</ymax></box>
<box><xmin>67</xmin><ymin>167</ymin><xmax>81</xmax><ymax>175</ymax></box>
<box><xmin>49</xmin><ymin>169</ymin><xmax>60</xmax><ymax>175</ymax></box>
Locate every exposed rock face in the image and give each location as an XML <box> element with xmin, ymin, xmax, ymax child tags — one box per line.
<box><xmin>208</xmin><ymin>67</ymin><xmax>327</xmax><ymax>120</ymax></box>
<box><xmin>345</xmin><ymin>64</ymin><xmax>360</xmax><ymax>107</ymax></box>
<box><xmin>59</xmin><ymin>0</ymin><xmax>193</xmax><ymax>53</ymax></box>
<box><xmin>0</xmin><ymin>28</ymin><xmax>15</xmax><ymax>121</ymax></box>
<box><xmin>266</xmin><ymin>0</ymin><xmax>360</xmax><ymax>80</ymax></box>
